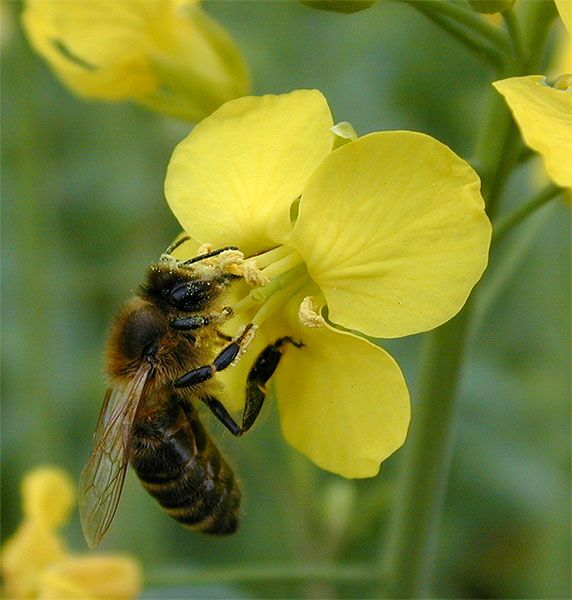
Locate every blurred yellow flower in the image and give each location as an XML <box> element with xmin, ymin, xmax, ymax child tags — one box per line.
<box><xmin>493</xmin><ymin>75</ymin><xmax>572</xmax><ymax>191</ymax></box>
<box><xmin>165</xmin><ymin>90</ymin><xmax>492</xmax><ymax>477</ymax></box>
<box><xmin>21</xmin><ymin>0</ymin><xmax>250</xmax><ymax>121</ymax></box>
<box><xmin>1</xmin><ymin>467</ymin><xmax>141</xmax><ymax>600</ymax></box>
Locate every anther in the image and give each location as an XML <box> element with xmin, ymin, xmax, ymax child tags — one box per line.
<box><xmin>242</xmin><ymin>260</ymin><xmax>271</xmax><ymax>287</ymax></box>
<box><xmin>196</xmin><ymin>242</ymin><xmax>214</xmax><ymax>255</ymax></box>
<box><xmin>298</xmin><ymin>296</ymin><xmax>326</xmax><ymax>328</ymax></box>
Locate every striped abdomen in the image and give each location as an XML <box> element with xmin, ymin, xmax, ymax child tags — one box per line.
<box><xmin>130</xmin><ymin>400</ymin><xmax>240</xmax><ymax>535</ymax></box>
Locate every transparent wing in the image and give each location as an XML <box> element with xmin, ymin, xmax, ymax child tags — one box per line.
<box><xmin>78</xmin><ymin>366</ymin><xmax>149</xmax><ymax>548</ymax></box>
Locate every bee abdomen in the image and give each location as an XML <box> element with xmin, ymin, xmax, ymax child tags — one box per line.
<box><xmin>131</xmin><ymin>403</ymin><xmax>241</xmax><ymax>535</ymax></box>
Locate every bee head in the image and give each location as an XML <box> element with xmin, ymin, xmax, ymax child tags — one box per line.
<box><xmin>142</xmin><ymin>262</ymin><xmax>226</xmax><ymax>314</ymax></box>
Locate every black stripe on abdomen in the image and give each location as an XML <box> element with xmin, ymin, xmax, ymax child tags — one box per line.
<box><xmin>131</xmin><ymin>403</ymin><xmax>241</xmax><ymax>535</ymax></box>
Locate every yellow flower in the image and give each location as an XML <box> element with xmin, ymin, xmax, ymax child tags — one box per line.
<box><xmin>493</xmin><ymin>1</ymin><xmax>572</xmax><ymax>193</ymax></box>
<box><xmin>493</xmin><ymin>76</ymin><xmax>572</xmax><ymax>191</ymax></box>
<box><xmin>21</xmin><ymin>0</ymin><xmax>250</xmax><ymax>121</ymax></box>
<box><xmin>164</xmin><ymin>90</ymin><xmax>491</xmax><ymax>478</ymax></box>
<box><xmin>1</xmin><ymin>467</ymin><xmax>141</xmax><ymax>600</ymax></box>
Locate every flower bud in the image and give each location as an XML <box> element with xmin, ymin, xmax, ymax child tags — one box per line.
<box><xmin>22</xmin><ymin>0</ymin><xmax>250</xmax><ymax>121</ymax></box>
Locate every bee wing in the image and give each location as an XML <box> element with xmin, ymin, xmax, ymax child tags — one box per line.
<box><xmin>79</xmin><ymin>366</ymin><xmax>149</xmax><ymax>548</ymax></box>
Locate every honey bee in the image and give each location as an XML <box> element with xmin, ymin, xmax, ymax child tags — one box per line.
<box><xmin>79</xmin><ymin>239</ymin><xmax>301</xmax><ymax>548</ymax></box>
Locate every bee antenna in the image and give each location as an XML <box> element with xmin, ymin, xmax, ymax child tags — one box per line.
<box><xmin>181</xmin><ymin>246</ymin><xmax>239</xmax><ymax>266</ymax></box>
<box><xmin>163</xmin><ymin>235</ymin><xmax>192</xmax><ymax>256</ymax></box>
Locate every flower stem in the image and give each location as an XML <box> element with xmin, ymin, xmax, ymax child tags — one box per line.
<box><xmin>146</xmin><ymin>563</ymin><xmax>377</xmax><ymax>587</ymax></box>
<box><xmin>492</xmin><ymin>184</ymin><xmax>563</xmax><ymax>245</ymax></box>
<box><xmin>441</xmin><ymin>0</ymin><xmax>512</xmax><ymax>54</ymax></box>
<box><xmin>502</xmin><ymin>9</ymin><xmax>526</xmax><ymax>62</ymax></box>
<box><xmin>380</xmin><ymin>306</ymin><xmax>473</xmax><ymax>598</ymax></box>
<box><xmin>403</xmin><ymin>0</ymin><xmax>508</xmax><ymax>70</ymax></box>
<box><xmin>472</xmin><ymin>90</ymin><xmax>520</xmax><ymax>219</ymax></box>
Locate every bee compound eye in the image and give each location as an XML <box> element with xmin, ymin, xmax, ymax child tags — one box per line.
<box><xmin>121</xmin><ymin>307</ymin><xmax>166</xmax><ymax>361</ymax></box>
<box><xmin>143</xmin><ymin>340</ymin><xmax>159</xmax><ymax>358</ymax></box>
<box><xmin>168</xmin><ymin>280</ymin><xmax>213</xmax><ymax>311</ymax></box>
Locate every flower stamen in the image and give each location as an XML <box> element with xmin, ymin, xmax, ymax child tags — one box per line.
<box><xmin>231</xmin><ymin>246</ymin><xmax>311</xmax><ymax>329</ymax></box>
<box><xmin>249</xmin><ymin>245</ymin><xmax>293</xmax><ymax>270</ymax></box>
<box><xmin>260</xmin><ymin>250</ymin><xmax>304</xmax><ymax>280</ymax></box>
<box><xmin>242</xmin><ymin>260</ymin><xmax>271</xmax><ymax>287</ymax></box>
<box><xmin>251</xmin><ymin>276</ymin><xmax>308</xmax><ymax>327</ymax></box>
<box><xmin>298</xmin><ymin>296</ymin><xmax>326</xmax><ymax>327</ymax></box>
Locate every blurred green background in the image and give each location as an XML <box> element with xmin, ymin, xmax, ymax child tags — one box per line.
<box><xmin>1</xmin><ymin>1</ymin><xmax>570</xmax><ymax>598</ymax></box>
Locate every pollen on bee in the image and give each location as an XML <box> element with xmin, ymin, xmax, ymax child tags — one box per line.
<box><xmin>231</xmin><ymin>324</ymin><xmax>258</xmax><ymax>366</ymax></box>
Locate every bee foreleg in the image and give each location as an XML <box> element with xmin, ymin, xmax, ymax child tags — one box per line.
<box><xmin>174</xmin><ymin>324</ymin><xmax>254</xmax><ymax>388</ymax></box>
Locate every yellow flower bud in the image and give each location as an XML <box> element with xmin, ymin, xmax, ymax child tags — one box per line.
<box><xmin>1</xmin><ymin>466</ymin><xmax>142</xmax><ymax>600</ymax></box>
<box><xmin>21</xmin><ymin>0</ymin><xmax>250</xmax><ymax>121</ymax></box>
<box><xmin>22</xmin><ymin>466</ymin><xmax>75</xmax><ymax>527</ymax></box>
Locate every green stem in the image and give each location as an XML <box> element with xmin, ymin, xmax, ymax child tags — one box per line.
<box><xmin>493</xmin><ymin>184</ymin><xmax>563</xmax><ymax>245</ymax></box>
<box><xmin>472</xmin><ymin>91</ymin><xmax>521</xmax><ymax>219</ymax></box>
<box><xmin>146</xmin><ymin>563</ymin><xmax>377</xmax><ymax>587</ymax></box>
<box><xmin>381</xmin><ymin>307</ymin><xmax>473</xmax><ymax>598</ymax></box>
<box><xmin>406</xmin><ymin>1</ymin><xmax>506</xmax><ymax>70</ymax></box>
<box><xmin>380</xmin><ymin>4</ymin><xmax>559</xmax><ymax>596</ymax></box>
<box><xmin>436</xmin><ymin>0</ymin><xmax>512</xmax><ymax>54</ymax></box>
<box><xmin>519</xmin><ymin>0</ymin><xmax>558</xmax><ymax>72</ymax></box>
<box><xmin>502</xmin><ymin>9</ymin><xmax>526</xmax><ymax>62</ymax></box>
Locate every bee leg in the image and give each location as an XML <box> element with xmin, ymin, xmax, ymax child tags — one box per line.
<box><xmin>240</xmin><ymin>337</ymin><xmax>303</xmax><ymax>434</ymax></box>
<box><xmin>174</xmin><ymin>324</ymin><xmax>255</xmax><ymax>388</ymax></box>
<box><xmin>200</xmin><ymin>337</ymin><xmax>303</xmax><ymax>436</ymax></box>
<box><xmin>171</xmin><ymin>307</ymin><xmax>234</xmax><ymax>331</ymax></box>
<box><xmin>200</xmin><ymin>395</ymin><xmax>241</xmax><ymax>436</ymax></box>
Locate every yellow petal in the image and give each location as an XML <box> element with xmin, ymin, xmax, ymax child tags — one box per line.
<box><xmin>274</xmin><ymin>318</ymin><xmax>410</xmax><ymax>478</ymax></box>
<box><xmin>494</xmin><ymin>76</ymin><xmax>572</xmax><ymax>190</ymax></box>
<box><xmin>39</xmin><ymin>555</ymin><xmax>142</xmax><ymax>600</ymax></box>
<box><xmin>555</xmin><ymin>0</ymin><xmax>572</xmax><ymax>36</ymax></box>
<box><xmin>22</xmin><ymin>466</ymin><xmax>76</xmax><ymax>527</ymax></box>
<box><xmin>1</xmin><ymin>522</ymin><xmax>67</xmax><ymax>599</ymax></box>
<box><xmin>205</xmin><ymin>284</ymin><xmax>410</xmax><ymax>477</ymax></box>
<box><xmin>21</xmin><ymin>0</ymin><xmax>249</xmax><ymax>120</ymax></box>
<box><xmin>165</xmin><ymin>90</ymin><xmax>334</xmax><ymax>256</ymax></box>
<box><xmin>22</xmin><ymin>0</ymin><xmax>159</xmax><ymax>99</ymax></box>
<box><xmin>291</xmin><ymin>131</ymin><xmax>491</xmax><ymax>338</ymax></box>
